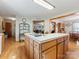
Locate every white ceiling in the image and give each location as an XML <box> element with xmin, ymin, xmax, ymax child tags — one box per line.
<box><xmin>0</xmin><ymin>0</ymin><xmax>79</xmax><ymax>18</ymax></box>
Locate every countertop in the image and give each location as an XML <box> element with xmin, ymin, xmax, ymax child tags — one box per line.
<box><xmin>25</xmin><ymin>33</ymin><xmax>69</xmax><ymax>43</ymax></box>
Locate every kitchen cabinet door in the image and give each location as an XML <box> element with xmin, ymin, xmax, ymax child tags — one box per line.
<box><xmin>42</xmin><ymin>46</ymin><xmax>56</xmax><ymax>59</ymax></box>
<box><xmin>25</xmin><ymin>36</ymin><xmax>30</xmax><ymax>59</ymax></box>
<box><xmin>57</xmin><ymin>42</ymin><xmax>64</xmax><ymax>59</ymax></box>
<box><xmin>64</xmin><ymin>38</ymin><xmax>68</xmax><ymax>54</ymax></box>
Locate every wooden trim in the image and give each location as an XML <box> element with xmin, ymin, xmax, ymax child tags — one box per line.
<box><xmin>50</xmin><ymin>13</ymin><xmax>75</xmax><ymax>20</ymax></box>
<box><xmin>33</xmin><ymin>40</ymin><xmax>34</xmax><ymax>59</ymax></box>
<box><xmin>56</xmin><ymin>39</ymin><xmax>58</xmax><ymax>59</ymax></box>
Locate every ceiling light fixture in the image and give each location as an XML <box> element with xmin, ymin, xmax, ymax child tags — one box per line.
<box><xmin>6</xmin><ymin>17</ymin><xmax>16</xmax><ymax>21</ymax></box>
<box><xmin>33</xmin><ymin>0</ymin><xmax>55</xmax><ymax>10</ymax></box>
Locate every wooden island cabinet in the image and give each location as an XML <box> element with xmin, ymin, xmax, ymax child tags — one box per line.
<box><xmin>42</xmin><ymin>46</ymin><xmax>56</xmax><ymax>59</ymax></box>
<box><xmin>25</xmin><ymin>33</ymin><xmax>69</xmax><ymax>59</ymax></box>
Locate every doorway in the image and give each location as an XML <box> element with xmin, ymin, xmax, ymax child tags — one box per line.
<box><xmin>5</xmin><ymin>22</ymin><xmax>12</xmax><ymax>38</ymax></box>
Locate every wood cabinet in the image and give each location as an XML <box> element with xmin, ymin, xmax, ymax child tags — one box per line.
<box><xmin>57</xmin><ymin>38</ymin><xmax>64</xmax><ymax>59</ymax></box>
<box><xmin>34</xmin><ymin>41</ymin><xmax>40</xmax><ymax>59</ymax></box>
<box><xmin>34</xmin><ymin>48</ymin><xmax>40</xmax><ymax>59</ymax></box>
<box><xmin>42</xmin><ymin>46</ymin><xmax>56</xmax><ymax>59</ymax></box>
<box><xmin>57</xmin><ymin>42</ymin><xmax>64</xmax><ymax>59</ymax></box>
<box><xmin>64</xmin><ymin>36</ymin><xmax>68</xmax><ymax>54</ymax></box>
<box><xmin>25</xmin><ymin>35</ymin><xmax>69</xmax><ymax>59</ymax></box>
<box><xmin>25</xmin><ymin>36</ymin><xmax>30</xmax><ymax>59</ymax></box>
<box><xmin>29</xmin><ymin>39</ymin><xmax>34</xmax><ymax>59</ymax></box>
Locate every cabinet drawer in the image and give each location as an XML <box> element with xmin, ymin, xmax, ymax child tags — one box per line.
<box><xmin>57</xmin><ymin>38</ymin><xmax>64</xmax><ymax>43</ymax></box>
<box><xmin>34</xmin><ymin>41</ymin><xmax>39</xmax><ymax>49</ymax></box>
<box><xmin>41</xmin><ymin>40</ymin><xmax>56</xmax><ymax>51</ymax></box>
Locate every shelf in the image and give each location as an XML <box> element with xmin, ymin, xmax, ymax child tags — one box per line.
<box><xmin>19</xmin><ymin>21</ymin><xmax>30</xmax><ymax>40</ymax></box>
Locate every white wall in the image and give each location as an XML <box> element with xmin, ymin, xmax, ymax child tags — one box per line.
<box><xmin>63</xmin><ymin>20</ymin><xmax>79</xmax><ymax>33</ymax></box>
<box><xmin>44</xmin><ymin>19</ymin><xmax>50</xmax><ymax>33</ymax></box>
<box><xmin>64</xmin><ymin>21</ymin><xmax>72</xmax><ymax>33</ymax></box>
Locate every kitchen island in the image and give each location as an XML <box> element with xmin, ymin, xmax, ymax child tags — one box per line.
<box><xmin>25</xmin><ymin>33</ymin><xmax>69</xmax><ymax>59</ymax></box>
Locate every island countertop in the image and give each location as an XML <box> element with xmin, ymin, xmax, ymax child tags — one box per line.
<box><xmin>25</xmin><ymin>33</ymin><xmax>69</xmax><ymax>59</ymax></box>
<box><xmin>25</xmin><ymin>33</ymin><xmax>69</xmax><ymax>43</ymax></box>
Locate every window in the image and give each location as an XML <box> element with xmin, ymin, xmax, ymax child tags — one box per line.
<box><xmin>72</xmin><ymin>23</ymin><xmax>79</xmax><ymax>33</ymax></box>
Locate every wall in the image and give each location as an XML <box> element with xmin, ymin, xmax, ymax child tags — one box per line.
<box><xmin>44</xmin><ymin>19</ymin><xmax>50</xmax><ymax>33</ymax></box>
<box><xmin>63</xmin><ymin>21</ymin><xmax>72</xmax><ymax>33</ymax></box>
<box><xmin>64</xmin><ymin>20</ymin><xmax>79</xmax><ymax>33</ymax></box>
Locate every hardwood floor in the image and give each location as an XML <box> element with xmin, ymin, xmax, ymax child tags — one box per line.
<box><xmin>65</xmin><ymin>40</ymin><xmax>79</xmax><ymax>59</ymax></box>
<box><xmin>0</xmin><ymin>38</ymin><xmax>79</xmax><ymax>59</ymax></box>
<box><xmin>0</xmin><ymin>38</ymin><xmax>27</xmax><ymax>59</ymax></box>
